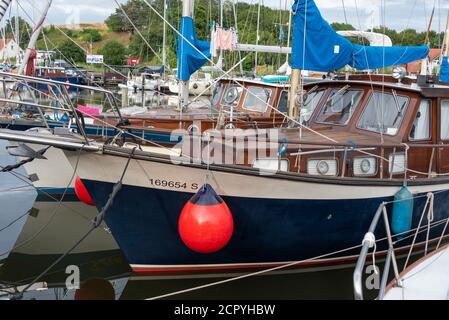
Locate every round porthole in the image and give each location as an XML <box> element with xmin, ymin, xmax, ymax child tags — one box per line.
<box><xmin>317</xmin><ymin>160</ymin><xmax>330</xmax><ymax>175</ymax></box>
<box><xmin>188</xmin><ymin>124</ymin><xmax>200</xmax><ymax>133</ymax></box>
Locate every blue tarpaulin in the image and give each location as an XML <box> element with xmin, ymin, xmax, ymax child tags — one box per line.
<box><xmin>290</xmin><ymin>0</ymin><xmax>429</xmax><ymax>72</ymax></box>
<box><xmin>440</xmin><ymin>56</ymin><xmax>449</xmax><ymax>83</ymax></box>
<box><xmin>177</xmin><ymin>16</ymin><xmax>211</xmax><ymax>81</ymax></box>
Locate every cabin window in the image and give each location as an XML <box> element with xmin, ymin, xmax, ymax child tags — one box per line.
<box><xmin>316</xmin><ymin>89</ymin><xmax>363</xmax><ymax>125</ymax></box>
<box><xmin>278</xmin><ymin>91</ymin><xmax>289</xmax><ymax>114</ymax></box>
<box><xmin>211</xmin><ymin>82</ymin><xmax>223</xmax><ymax>106</ymax></box>
<box><xmin>357</xmin><ymin>91</ymin><xmax>409</xmax><ymax>136</ymax></box>
<box><xmin>243</xmin><ymin>86</ymin><xmax>272</xmax><ymax>112</ymax></box>
<box><xmin>440</xmin><ymin>100</ymin><xmax>449</xmax><ymax>140</ymax></box>
<box><xmin>409</xmin><ymin>100</ymin><xmax>431</xmax><ymax>141</ymax></box>
<box><xmin>221</xmin><ymin>84</ymin><xmax>243</xmax><ymax>107</ymax></box>
<box><xmin>301</xmin><ymin>89</ymin><xmax>325</xmax><ymax>126</ymax></box>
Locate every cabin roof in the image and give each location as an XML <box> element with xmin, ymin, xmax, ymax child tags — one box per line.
<box><xmin>305</xmin><ymin>78</ymin><xmax>449</xmax><ymax>98</ymax></box>
<box><xmin>220</xmin><ymin>77</ymin><xmax>290</xmax><ymax>88</ymax></box>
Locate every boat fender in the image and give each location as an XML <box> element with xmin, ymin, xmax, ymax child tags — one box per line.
<box><xmin>60</xmin><ymin>112</ymin><xmax>70</xmax><ymax>122</ymax></box>
<box><xmin>278</xmin><ymin>138</ymin><xmax>288</xmax><ymax>156</ymax></box>
<box><xmin>75</xmin><ymin>176</ymin><xmax>95</xmax><ymax>206</ymax></box>
<box><xmin>391</xmin><ymin>186</ymin><xmax>414</xmax><ymax>237</ymax></box>
<box><xmin>178</xmin><ymin>184</ymin><xmax>234</xmax><ymax>254</ymax></box>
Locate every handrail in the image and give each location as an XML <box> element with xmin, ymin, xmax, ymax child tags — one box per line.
<box><xmin>0</xmin><ymin>72</ymin><xmax>114</xmax><ymax>94</ymax></box>
<box><xmin>0</xmin><ymin>97</ymin><xmax>72</xmax><ymax>112</ymax></box>
<box><xmin>0</xmin><ymin>72</ymin><xmax>124</xmax><ymax>143</ymax></box>
<box><xmin>353</xmin><ymin>194</ymin><xmax>445</xmax><ymax>300</ymax></box>
<box><xmin>353</xmin><ymin>201</ymin><xmax>402</xmax><ymax>300</ymax></box>
<box><xmin>353</xmin><ymin>202</ymin><xmax>385</xmax><ymax>300</ymax></box>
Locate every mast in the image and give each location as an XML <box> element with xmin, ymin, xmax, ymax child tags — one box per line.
<box><xmin>178</xmin><ymin>0</ymin><xmax>193</xmax><ymax>110</ymax></box>
<box><xmin>440</xmin><ymin>11</ymin><xmax>449</xmax><ymax>64</ymax></box>
<box><xmin>288</xmin><ymin>5</ymin><xmax>299</xmax><ymax>121</ymax></box>
<box><xmin>231</xmin><ymin>0</ymin><xmax>244</xmax><ymax>75</ymax></box>
<box><xmin>14</xmin><ymin>0</ymin><xmax>19</xmax><ymax>62</ymax></box>
<box><xmin>18</xmin><ymin>0</ymin><xmax>52</xmax><ymax>75</ymax></box>
<box><xmin>285</xmin><ymin>7</ymin><xmax>292</xmax><ymax>65</ymax></box>
<box><xmin>0</xmin><ymin>0</ymin><xmax>12</xmax><ymax>63</ymax></box>
<box><xmin>0</xmin><ymin>0</ymin><xmax>12</xmax><ymax>21</ymax></box>
<box><xmin>254</xmin><ymin>0</ymin><xmax>261</xmax><ymax>75</ymax></box>
<box><xmin>218</xmin><ymin>0</ymin><xmax>223</xmax><ymax>70</ymax></box>
<box><xmin>162</xmin><ymin>0</ymin><xmax>167</xmax><ymax>74</ymax></box>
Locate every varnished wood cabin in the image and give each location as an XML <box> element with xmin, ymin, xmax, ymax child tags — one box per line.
<box><xmin>190</xmin><ymin>75</ymin><xmax>449</xmax><ymax>181</ymax></box>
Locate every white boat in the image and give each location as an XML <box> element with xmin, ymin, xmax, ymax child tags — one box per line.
<box><xmin>118</xmin><ymin>73</ymin><xmax>162</xmax><ymax>92</ymax></box>
<box><xmin>163</xmin><ymin>72</ymin><xmax>214</xmax><ymax>96</ymax></box>
<box><xmin>383</xmin><ymin>244</ymin><xmax>449</xmax><ymax>300</ymax></box>
<box><xmin>9</xmin><ymin>131</ymin><xmax>119</xmax><ymax>257</ymax></box>
<box><xmin>0</xmin><ymin>140</ymin><xmax>37</xmax><ymax>267</ymax></box>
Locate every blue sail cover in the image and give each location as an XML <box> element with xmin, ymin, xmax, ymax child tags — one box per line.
<box><xmin>177</xmin><ymin>16</ymin><xmax>211</xmax><ymax>81</ymax></box>
<box><xmin>440</xmin><ymin>56</ymin><xmax>449</xmax><ymax>83</ymax></box>
<box><xmin>291</xmin><ymin>0</ymin><xmax>429</xmax><ymax>71</ymax></box>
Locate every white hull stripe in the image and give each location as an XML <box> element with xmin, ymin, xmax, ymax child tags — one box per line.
<box><xmin>65</xmin><ymin>151</ymin><xmax>449</xmax><ymax>200</ymax></box>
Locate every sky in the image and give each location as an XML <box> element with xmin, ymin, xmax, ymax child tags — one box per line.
<box><xmin>14</xmin><ymin>0</ymin><xmax>449</xmax><ymax>32</ymax></box>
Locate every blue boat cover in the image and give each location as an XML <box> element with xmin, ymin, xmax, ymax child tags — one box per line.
<box><xmin>177</xmin><ymin>16</ymin><xmax>211</xmax><ymax>81</ymax></box>
<box><xmin>291</xmin><ymin>0</ymin><xmax>429</xmax><ymax>71</ymax></box>
<box><xmin>440</xmin><ymin>56</ymin><xmax>449</xmax><ymax>83</ymax></box>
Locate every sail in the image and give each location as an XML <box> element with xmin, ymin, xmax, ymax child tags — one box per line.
<box><xmin>440</xmin><ymin>56</ymin><xmax>449</xmax><ymax>83</ymax></box>
<box><xmin>177</xmin><ymin>16</ymin><xmax>211</xmax><ymax>81</ymax></box>
<box><xmin>290</xmin><ymin>0</ymin><xmax>429</xmax><ymax>71</ymax></box>
<box><xmin>0</xmin><ymin>0</ymin><xmax>12</xmax><ymax>21</ymax></box>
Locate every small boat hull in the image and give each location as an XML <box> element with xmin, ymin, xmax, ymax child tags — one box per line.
<box><xmin>0</xmin><ymin>140</ymin><xmax>37</xmax><ymax>266</ymax></box>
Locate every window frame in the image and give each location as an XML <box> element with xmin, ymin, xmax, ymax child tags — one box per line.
<box><xmin>220</xmin><ymin>84</ymin><xmax>244</xmax><ymax>108</ymax></box>
<box><xmin>440</xmin><ymin>100</ymin><xmax>449</xmax><ymax>141</ymax></box>
<box><xmin>356</xmin><ymin>90</ymin><xmax>410</xmax><ymax>137</ymax></box>
<box><xmin>315</xmin><ymin>88</ymin><xmax>364</xmax><ymax>126</ymax></box>
<box><xmin>277</xmin><ymin>90</ymin><xmax>289</xmax><ymax>115</ymax></box>
<box><xmin>409</xmin><ymin>99</ymin><xmax>432</xmax><ymax>141</ymax></box>
<box><xmin>241</xmin><ymin>86</ymin><xmax>273</xmax><ymax>113</ymax></box>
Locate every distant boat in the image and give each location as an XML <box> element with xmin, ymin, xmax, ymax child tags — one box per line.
<box><xmin>383</xmin><ymin>244</ymin><xmax>449</xmax><ymax>300</ymax></box>
<box><xmin>0</xmin><ymin>140</ymin><xmax>37</xmax><ymax>268</ymax></box>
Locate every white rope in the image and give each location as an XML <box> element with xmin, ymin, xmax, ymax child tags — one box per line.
<box><xmin>363</xmin><ymin>232</ymin><xmax>378</xmax><ymax>275</ymax></box>
<box><xmin>404</xmin><ymin>192</ymin><xmax>434</xmax><ymax>270</ymax></box>
<box><xmin>425</xmin><ymin>192</ymin><xmax>435</xmax><ymax>255</ymax></box>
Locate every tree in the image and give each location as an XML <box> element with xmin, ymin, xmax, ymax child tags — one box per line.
<box><xmin>81</xmin><ymin>28</ymin><xmax>102</xmax><ymax>42</ymax></box>
<box><xmin>5</xmin><ymin>16</ymin><xmax>32</xmax><ymax>49</ymax></box>
<box><xmin>331</xmin><ymin>23</ymin><xmax>356</xmax><ymax>31</ymax></box>
<box><xmin>105</xmin><ymin>0</ymin><xmax>151</xmax><ymax>33</ymax></box>
<box><xmin>105</xmin><ymin>13</ymin><xmax>125</xmax><ymax>32</ymax></box>
<box><xmin>57</xmin><ymin>40</ymin><xmax>86</xmax><ymax>63</ymax></box>
<box><xmin>98</xmin><ymin>40</ymin><xmax>128</xmax><ymax>65</ymax></box>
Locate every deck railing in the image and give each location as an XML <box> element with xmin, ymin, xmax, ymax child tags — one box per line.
<box><xmin>353</xmin><ymin>194</ymin><xmax>449</xmax><ymax>300</ymax></box>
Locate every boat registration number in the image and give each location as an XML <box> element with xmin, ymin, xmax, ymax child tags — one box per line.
<box><xmin>149</xmin><ymin>179</ymin><xmax>199</xmax><ymax>191</ymax></box>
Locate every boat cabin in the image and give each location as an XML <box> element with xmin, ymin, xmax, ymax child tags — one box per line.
<box><xmin>190</xmin><ymin>76</ymin><xmax>449</xmax><ymax>181</ymax></box>
<box><xmin>210</xmin><ymin>78</ymin><xmax>291</xmax><ymax>119</ymax></box>
<box><xmin>115</xmin><ymin>78</ymin><xmax>296</xmax><ymax>134</ymax></box>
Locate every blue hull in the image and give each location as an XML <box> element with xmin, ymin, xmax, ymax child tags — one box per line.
<box><xmin>82</xmin><ymin>179</ymin><xmax>449</xmax><ymax>274</ymax></box>
<box><xmin>35</xmin><ymin>76</ymin><xmax>83</xmax><ymax>91</ymax></box>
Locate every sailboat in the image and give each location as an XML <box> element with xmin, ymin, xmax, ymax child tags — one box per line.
<box><xmin>1</xmin><ymin>0</ymin><xmax>445</xmax><ymax>279</ymax></box>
